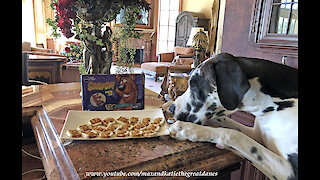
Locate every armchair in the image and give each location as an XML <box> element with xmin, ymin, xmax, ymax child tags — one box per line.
<box><xmin>141</xmin><ymin>46</ymin><xmax>194</xmax><ymax>81</ymax></box>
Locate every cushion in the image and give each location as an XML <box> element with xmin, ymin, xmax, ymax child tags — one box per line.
<box><xmin>141</xmin><ymin>62</ymin><xmax>172</xmax><ymax>73</ymax></box>
<box><xmin>174</xmin><ymin>46</ymin><xmax>194</xmax><ymax>56</ymax></box>
<box><xmin>178</xmin><ymin>54</ymin><xmax>194</xmax><ymax>58</ymax></box>
<box><xmin>158</xmin><ymin>52</ymin><xmax>174</xmax><ymax>62</ymax></box>
<box><xmin>172</xmin><ymin>56</ymin><xmax>194</xmax><ymax>65</ymax></box>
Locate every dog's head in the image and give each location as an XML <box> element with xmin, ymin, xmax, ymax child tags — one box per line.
<box><xmin>167</xmin><ymin>53</ymin><xmax>250</xmax><ymax>125</ymax></box>
<box><xmin>116</xmin><ymin>75</ymin><xmax>137</xmax><ymax>103</ymax></box>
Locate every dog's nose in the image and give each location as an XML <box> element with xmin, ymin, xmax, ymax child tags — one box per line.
<box><xmin>169</xmin><ymin>104</ymin><xmax>176</xmax><ymax>114</ymax></box>
<box><xmin>118</xmin><ymin>85</ymin><xmax>126</xmax><ymax>91</ymax></box>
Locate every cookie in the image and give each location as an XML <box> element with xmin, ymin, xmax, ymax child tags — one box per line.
<box><xmin>100</xmin><ymin>131</ymin><xmax>113</xmax><ymax>138</ymax></box>
<box><xmin>102</xmin><ymin>117</ymin><xmax>116</xmax><ymax>126</ymax></box>
<box><xmin>153</xmin><ymin>117</ymin><xmax>165</xmax><ymax>126</ymax></box>
<box><xmin>78</xmin><ymin>124</ymin><xmax>93</xmax><ymax>132</ymax></box>
<box><xmin>117</xmin><ymin>116</ymin><xmax>129</xmax><ymax>124</ymax></box>
<box><xmin>89</xmin><ymin>118</ymin><xmax>102</xmax><ymax>126</ymax></box>
<box><xmin>82</xmin><ymin>130</ymin><xmax>98</xmax><ymax>138</ymax></box>
<box><xmin>66</xmin><ymin>129</ymin><xmax>82</xmax><ymax>138</ymax></box>
<box><xmin>141</xmin><ymin>117</ymin><xmax>151</xmax><ymax>126</ymax></box>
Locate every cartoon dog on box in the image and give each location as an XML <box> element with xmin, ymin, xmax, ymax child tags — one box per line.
<box><xmin>115</xmin><ymin>75</ymin><xmax>138</xmax><ymax>110</ymax></box>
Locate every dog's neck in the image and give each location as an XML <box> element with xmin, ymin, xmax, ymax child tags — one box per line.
<box><xmin>237</xmin><ymin>77</ymin><xmax>278</xmax><ymax>117</ymax></box>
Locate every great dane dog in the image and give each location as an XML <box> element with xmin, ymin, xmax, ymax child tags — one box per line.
<box><xmin>163</xmin><ymin>53</ymin><xmax>298</xmax><ymax>180</ymax></box>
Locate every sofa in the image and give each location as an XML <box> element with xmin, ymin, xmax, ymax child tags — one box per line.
<box><xmin>141</xmin><ymin>46</ymin><xmax>194</xmax><ymax>81</ymax></box>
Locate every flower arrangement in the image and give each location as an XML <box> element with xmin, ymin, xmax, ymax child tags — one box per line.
<box><xmin>46</xmin><ymin>0</ymin><xmax>150</xmax><ymax>74</ymax></box>
<box><xmin>46</xmin><ymin>0</ymin><xmax>75</xmax><ymax>38</ymax></box>
<box><xmin>60</xmin><ymin>42</ymin><xmax>84</xmax><ymax>62</ymax></box>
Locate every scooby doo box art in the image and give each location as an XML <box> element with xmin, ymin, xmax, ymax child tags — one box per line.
<box><xmin>81</xmin><ymin>74</ymin><xmax>145</xmax><ymax>111</ymax></box>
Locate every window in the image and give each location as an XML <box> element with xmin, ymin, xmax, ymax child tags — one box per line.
<box><xmin>249</xmin><ymin>0</ymin><xmax>298</xmax><ymax>49</ymax></box>
<box><xmin>268</xmin><ymin>0</ymin><xmax>298</xmax><ymax>35</ymax></box>
<box><xmin>157</xmin><ymin>0</ymin><xmax>180</xmax><ymax>54</ymax></box>
<box><xmin>22</xmin><ymin>0</ymin><xmax>36</xmax><ymax>46</ymax></box>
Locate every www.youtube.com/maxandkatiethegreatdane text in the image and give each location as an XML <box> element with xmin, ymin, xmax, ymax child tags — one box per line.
<box><xmin>86</xmin><ymin>170</ymin><xmax>219</xmax><ymax>178</ymax></box>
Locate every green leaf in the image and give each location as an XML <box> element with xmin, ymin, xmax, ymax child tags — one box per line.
<box><xmin>96</xmin><ymin>39</ymin><xmax>104</xmax><ymax>46</ymax></box>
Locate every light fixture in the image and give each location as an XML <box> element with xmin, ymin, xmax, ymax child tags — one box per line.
<box><xmin>186</xmin><ymin>27</ymin><xmax>205</xmax><ymax>46</ymax></box>
<box><xmin>189</xmin><ymin>28</ymin><xmax>208</xmax><ymax>68</ymax></box>
<box><xmin>192</xmin><ymin>28</ymin><xmax>208</xmax><ymax>50</ymax></box>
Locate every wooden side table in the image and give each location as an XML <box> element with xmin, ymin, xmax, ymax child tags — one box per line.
<box><xmin>160</xmin><ymin>65</ymin><xmax>192</xmax><ymax>101</ymax></box>
<box><xmin>168</xmin><ymin>72</ymin><xmax>190</xmax><ymax>101</ymax></box>
<box><xmin>28</xmin><ymin>55</ymin><xmax>67</xmax><ymax>84</ymax></box>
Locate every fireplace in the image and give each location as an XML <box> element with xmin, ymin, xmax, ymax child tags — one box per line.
<box><xmin>128</xmin><ymin>32</ymin><xmax>153</xmax><ymax>63</ymax></box>
<box><xmin>113</xmin><ymin>32</ymin><xmax>154</xmax><ymax>63</ymax></box>
<box><xmin>134</xmin><ymin>49</ymin><xmax>144</xmax><ymax>64</ymax></box>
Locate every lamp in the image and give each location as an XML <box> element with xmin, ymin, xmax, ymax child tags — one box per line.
<box><xmin>186</xmin><ymin>27</ymin><xmax>204</xmax><ymax>46</ymax></box>
<box><xmin>189</xmin><ymin>28</ymin><xmax>208</xmax><ymax>68</ymax></box>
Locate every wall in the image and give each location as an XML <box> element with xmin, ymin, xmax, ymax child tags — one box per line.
<box><xmin>219</xmin><ymin>0</ymin><xmax>298</xmax><ymax>68</ymax></box>
<box><xmin>182</xmin><ymin>0</ymin><xmax>214</xmax><ymax>19</ymax></box>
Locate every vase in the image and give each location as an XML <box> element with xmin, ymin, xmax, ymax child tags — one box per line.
<box><xmin>82</xmin><ymin>26</ymin><xmax>113</xmax><ymax>75</ymax></box>
<box><xmin>115</xmin><ymin>65</ymin><xmax>134</xmax><ymax>74</ymax></box>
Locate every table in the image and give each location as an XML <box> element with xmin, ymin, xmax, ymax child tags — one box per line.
<box><xmin>28</xmin><ymin>55</ymin><xmax>67</xmax><ymax>84</ymax></box>
<box><xmin>22</xmin><ymin>82</ymin><xmax>243</xmax><ymax>180</ymax></box>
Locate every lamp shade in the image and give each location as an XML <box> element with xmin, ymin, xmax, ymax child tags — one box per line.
<box><xmin>192</xmin><ymin>29</ymin><xmax>208</xmax><ymax>50</ymax></box>
<box><xmin>186</xmin><ymin>27</ymin><xmax>205</xmax><ymax>46</ymax></box>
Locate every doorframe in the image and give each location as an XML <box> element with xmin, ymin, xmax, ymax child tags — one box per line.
<box><xmin>215</xmin><ymin>0</ymin><xmax>226</xmax><ymax>54</ymax></box>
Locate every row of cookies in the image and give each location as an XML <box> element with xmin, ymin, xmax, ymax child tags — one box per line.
<box><xmin>66</xmin><ymin>116</ymin><xmax>166</xmax><ymax>139</ymax></box>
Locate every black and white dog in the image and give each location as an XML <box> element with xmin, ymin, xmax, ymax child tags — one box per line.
<box><xmin>163</xmin><ymin>53</ymin><xmax>298</xmax><ymax>180</ymax></box>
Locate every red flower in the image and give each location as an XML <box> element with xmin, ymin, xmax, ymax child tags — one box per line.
<box><xmin>65</xmin><ymin>9</ymin><xmax>76</xmax><ymax>19</ymax></box>
<box><xmin>63</xmin><ymin>30</ymin><xmax>74</xmax><ymax>38</ymax></box>
<box><xmin>54</xmin><ymin>0</ymin><xmax>76</xmax><ymax>38</ymax></box>
<box><xmin>65</xmin><ymin>46</ymin><xmax>71</xmax><ymax>52</ymax></box>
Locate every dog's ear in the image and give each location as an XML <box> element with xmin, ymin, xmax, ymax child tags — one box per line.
<box><xmin>214</xmin><ymin>55</ymin><xmax>250</xmax><ymax>110</ymax></box>
<box><xmin>116</xmin><ymin>74</ymin><xmax>121</xmax><ymax>82</ymax></box>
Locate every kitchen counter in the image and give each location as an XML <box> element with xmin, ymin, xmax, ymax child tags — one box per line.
<box><xmin>22</xmin><ymin>82</ymin><xmax>243</xmax><ymax>179</ymax></box>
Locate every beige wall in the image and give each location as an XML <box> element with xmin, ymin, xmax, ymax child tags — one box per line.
<box><xmin>182</xmin><ymin>0</ymin><xmax>214</xmax><ymax>19</ymax></box>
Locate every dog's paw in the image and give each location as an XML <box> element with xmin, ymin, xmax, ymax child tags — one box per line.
<box><xmin>168</xmin><ymin>121</ymin><xmax>214</xmax><ymax>142</ymax></box>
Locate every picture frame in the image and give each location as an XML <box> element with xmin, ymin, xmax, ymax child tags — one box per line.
<box><xmin>115</xmin><ymin>0</ymin><xmax>153</xmax><ymax>29</ymax></box>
